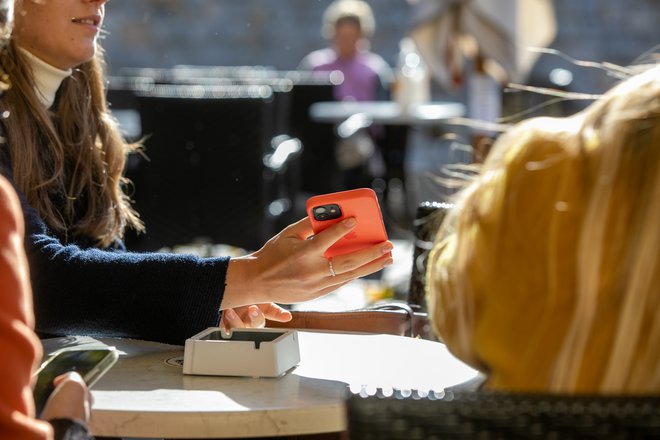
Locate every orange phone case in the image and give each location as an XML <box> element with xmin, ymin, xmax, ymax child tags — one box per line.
<box><xmin>306</xmin><ymin>188</ymin><xmax>388</xmax><ymax>258</ymax></box>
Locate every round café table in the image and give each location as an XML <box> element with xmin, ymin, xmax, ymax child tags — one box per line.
<box><xmin>42</xmin><ymin>330</ymin><xmax>478</xmax><ymax>439</ymax></box>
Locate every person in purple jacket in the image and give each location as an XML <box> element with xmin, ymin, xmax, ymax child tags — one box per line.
<box><xmin>299</xmin><ymin>1</ymin><xmax>394</xmax><ymax>189</ymax></box>
<box><xmin>299</xmin><ymin>0</ymin><xmax>393</xmax><ymax>102</ymax></box>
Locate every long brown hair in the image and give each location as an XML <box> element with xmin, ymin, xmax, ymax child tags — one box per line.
<box><xmin>0</xmin><ymin>39</ymin><xmax>143</xmax><ymax>247</ymax></box>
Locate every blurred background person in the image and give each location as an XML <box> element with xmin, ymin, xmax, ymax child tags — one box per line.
<box><xmin>299</xmin><ymin>0</ymin><xmax>393</xmax><ymax>102</ymax></box>
<box><xmin>299</xmin><ymin>0</ymin><xmax>394</xmax><ymax>192</ymax></box>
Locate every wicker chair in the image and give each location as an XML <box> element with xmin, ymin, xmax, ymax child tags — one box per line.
<box><xmin>347</xmin><ymin>390</ymin><xmax>660</xmax><ymax>439</ymax></box>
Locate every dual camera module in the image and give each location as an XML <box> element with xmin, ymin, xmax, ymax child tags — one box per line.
<box><xmin>312</xmin><ymin>204</ymin><xmax>342</xmax><ymax>221</ymax></box>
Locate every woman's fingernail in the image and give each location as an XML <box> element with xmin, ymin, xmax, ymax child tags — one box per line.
<box><xmin>382</xmin><ymin>243</ymin><xmax>393</xmax><ymax>253</ymax></box>
<box><xmin>343</xmin><ymin>217</ymin><xmax>356</xmax><ymax>228</ymax></box>
<box><xmin>250</xmin><ymin>308</ymin><xmax>260</xmax><ymax>318</ymax></box>
<box><xmin>385</xmin><ymin>258</ymin><xmax>393</xmax><ymax>266</ymax></box>
<box><xmin>224</xmin><ymin>309</ymin><xmax>236</xmax><ymax>320</ymax></box>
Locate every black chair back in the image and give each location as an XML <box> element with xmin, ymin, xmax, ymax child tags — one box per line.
<box><xmin>123</xmin><ymin>85</ymin><xmax>274</xmax><ymax>251</ymax></box>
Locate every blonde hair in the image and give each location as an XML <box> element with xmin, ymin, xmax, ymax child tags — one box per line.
<box><xmin>426</xmin><ymin>65</ymin><xmax>660</xmax><ymax>393</ymax></box>
<box><xmin>322</xmin><ymin>0</ymin><xmax>375</xmax><ymax>39</ymax></box>
<box><xmin>0</xmin><ymin>40</ymin><xmax>143</xmax><ymax>247</ymax></box>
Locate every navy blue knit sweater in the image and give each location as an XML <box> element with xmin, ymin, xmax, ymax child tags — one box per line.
<box><xmin>0</xmin><ymin>161</ymin><xmax>228</xmax><ymax>346</ymax></box>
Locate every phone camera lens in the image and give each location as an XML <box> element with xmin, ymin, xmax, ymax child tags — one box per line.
<box><xmin>313</xmin><ymin>204</ymin><xmax>342</xmax><ymax>221</ymax></box>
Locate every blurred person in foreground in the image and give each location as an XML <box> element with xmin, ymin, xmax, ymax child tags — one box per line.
<box><xmin>0</xmin><ymin>0</ymin><xmax>393</xmax><ymax>346</ymax></box>
<box><xmin>426</xmin><ymin>63</ymin><xmax>660</xmax><ymax>393</ymax></box>
<box><xmin>0</xmin><ymin>1</ymin><xmax>94</xmax><ymax>438</ymax></box>
<box><xmin>0</xmin><ymin>174</ymin><xmax>92</xmax><ymax>440</ymax></box>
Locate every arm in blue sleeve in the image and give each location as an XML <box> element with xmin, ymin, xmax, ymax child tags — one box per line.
<box><xmin>4</xmin><ymin>168</ymin><xmax>228</xmax><ymax>346</ymax></box>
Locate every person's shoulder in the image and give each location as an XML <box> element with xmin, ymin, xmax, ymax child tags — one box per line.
<box><xmin>360</xmin><ymin>51</ymin><xmax>393</xmax><ymax>79</ymax></box>
<box><xmin>362</xmin><ymin>50</ymin><xmax>388</xmax><ymax>65</ymax></box>
<box><xmin>299</xmin><ymin>48</ymin><xmax>337</xmax><ymax>70</ymax></box>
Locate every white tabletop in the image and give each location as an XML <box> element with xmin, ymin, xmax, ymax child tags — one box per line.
<box><xmin>309</xmin><ymin>101</ymin><xmax>465</xmax><ymax>125</ymax></box>
<box><xmin>43</xmin><ymin>331</ymin><xmax>478</xmax><ymax>439</ymax></box>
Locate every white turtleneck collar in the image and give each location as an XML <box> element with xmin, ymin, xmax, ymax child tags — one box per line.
<box><xmin>18</xmin><ymin>47</ymin><xmax>72</xmax><ymax>109</ymax></box>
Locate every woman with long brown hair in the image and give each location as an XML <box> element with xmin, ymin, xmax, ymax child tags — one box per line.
<box><xmin>0</xmin><ymin>0</ymin><xmax>393</xmax><ymax>345</ymax></box>
<box><xmin>426</xmin><ymin>64</ymin><xmax>660</xmax><ymax>393</ymax></box>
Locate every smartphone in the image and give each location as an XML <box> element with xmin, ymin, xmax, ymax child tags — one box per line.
<box><xmin>307</xmin><ymin>188</ymin><xmax>388</xmax><ymax>258</ymax></box>
<box><xmin>32</xmin><ymin>347</ymin><xmax>118</xmax><ymax>417</ymax></box>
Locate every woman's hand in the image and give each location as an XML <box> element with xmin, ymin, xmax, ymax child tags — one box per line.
<box><xmin>221</xmin><ymin>217</ymin><xmax>393</xmax><ymax>309</ymax></box>
<box><xmin>219</xmin><ymin>303</ymin><xmax>292</xmax><ymax>333</ymax></box>
<box><xmin>40</xmin><ymin>372</ymin><xmax>92</xmax><ymax>424</ymax></box>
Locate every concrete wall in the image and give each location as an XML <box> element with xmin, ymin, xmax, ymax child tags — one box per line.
<box><xmin>102</xmin><ymin>0</ymin><xmax>660</xmax><ymax>97</ymax></box>
<box><xmin>533</xmin><ymin>0</ymin><xmax>660</xmax><ymax>94</ymax></box>
<box><xmin>102</xmin><ymin>0</ymin><xmax>408</xmax><ymax>73</ymax></box>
